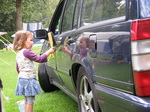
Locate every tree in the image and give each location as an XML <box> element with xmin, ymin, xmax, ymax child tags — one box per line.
<box><xmin>16</xmin><ymin>0</ymin><xmax>22</xmax><ymax>31</ymax></box>
<box><xmin>16</xmin><ymin>0</ymin><xmax>23</xmax><ymax>31</ymax></box>
<box><xmin>0</xmin><ymin>0</ymin><xmax>16</xmax><ymax>31</ymax></box>
<box><xmin>23</xmin><ymin>0</ymin><xmax>59</xmax><ymax>28</ymax></box>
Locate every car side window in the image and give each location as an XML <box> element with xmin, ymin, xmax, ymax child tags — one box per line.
<box><xmin>140</xmin><ymin>0</ymin><xmax>150</xmax><ymax>18</ymax></box>
<box><xmin>61</xmin><ymin>0</ymin><xmax>77</xmax><ymax>32</ymax></box>
<box><xmin>81</xmin><ymin>0</ymin><xmax>126</xmax><ymax>26</ymax></box>
<box><xmin>73</xmin><ymin>0</ymin><xmax>79</xmax><ymax>29</ymax></box>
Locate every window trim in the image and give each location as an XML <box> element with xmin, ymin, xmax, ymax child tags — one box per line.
<box><xmin>48</xmin><ymin>0</ymin><xmax>65</xmax><ymax>34</ymax></box>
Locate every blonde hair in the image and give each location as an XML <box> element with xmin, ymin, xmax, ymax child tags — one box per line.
<box><xmin>13</xmin><ymin>30</ymin><xmax>32</xmax><ymax>52</ymax></box>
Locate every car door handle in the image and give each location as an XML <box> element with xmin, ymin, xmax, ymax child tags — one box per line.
<box><xmin>55</xmin><ymin>37</ymin><xmax>62</xmax><ymax>45</ymax></box>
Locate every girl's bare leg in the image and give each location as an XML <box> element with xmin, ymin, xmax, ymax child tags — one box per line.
<box><xmin>25</xmin><ymin>104</ymin><xmax>33</xmax><ymax>112</ymax></box>
<box><xmin>24</xmin><ymin>103</ymin><xmax>26</xmax><ymax>111</ymax></box>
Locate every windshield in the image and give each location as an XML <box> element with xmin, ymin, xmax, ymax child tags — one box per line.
<box><xmin>140</xmin><ymin>0</ymin><xmax>150</xmax><ymax>18</ymax></box>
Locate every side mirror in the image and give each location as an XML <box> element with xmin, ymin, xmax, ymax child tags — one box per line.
<box><xmin>34</xmin><ymin>29</ymin><xmax>48</xmax><ymax>39</ymax></box>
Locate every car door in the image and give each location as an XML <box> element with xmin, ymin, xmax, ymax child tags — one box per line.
<box><xmin>47</xmin><ymin>0</ymin><xmax>66</xmax><ymax>85</ymax></box>
<box><xmin>79</xmin><ymin>0</ymin><xmax>133</xmax><ymax>93</ymax></box>
<box><xmin>55</xmin><ymin>0</ymin><xmax>79</xmax><ymax>94</ymax></box>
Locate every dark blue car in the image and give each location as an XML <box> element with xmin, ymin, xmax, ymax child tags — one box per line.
<box><xmin>35</xmin><ymin>0</ymin><xmax>150</xmax><ymax>111</ymax></box>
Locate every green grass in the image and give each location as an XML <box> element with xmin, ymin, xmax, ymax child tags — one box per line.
<box><xmin>0</xmin><ymin>48</ymin><xmax>78</xmax><ymax>112</ymax></box>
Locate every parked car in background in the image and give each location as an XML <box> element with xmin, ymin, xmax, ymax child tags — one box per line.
<box><xmin>35</xmin><ymin>0</ymin><xmax>150</xmax><ymax>112</ymax></box>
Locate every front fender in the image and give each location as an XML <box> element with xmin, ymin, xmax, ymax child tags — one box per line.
<box><xmin>81</xmin><ymin>58</ymin><xmax>95</xmax><ymax>82</ymax></box>
<box><xmin>72</xmin><ymin>54</ymin><xmax>94</xmax><ymax>83</ymax></box>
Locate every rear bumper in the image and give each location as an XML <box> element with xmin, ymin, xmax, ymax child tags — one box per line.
<box><xmin>95</xmin><ymin>84</ymin><xmax>150</xmax><ymax>112</ymax></box>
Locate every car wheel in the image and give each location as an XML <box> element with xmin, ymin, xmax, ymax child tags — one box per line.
<box><xmin>77</xmin><ymin>67</ymin><xmax>101</xmax><ymax>112</ymax></box>
<box><xmin>38</xmin><ymin>63</ymin><xmax>56</xmax><ymax>92</ymax></box>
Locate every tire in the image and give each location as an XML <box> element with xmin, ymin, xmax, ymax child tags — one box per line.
<box><xmin>77</xmin><ymin>67</ymin><xmax>101</xmax><ymax>112</ymax></box>
<box><xmin>38</xmin><ymin>63</ymin><xmax>57</xmax><ymax>92</ymax></box>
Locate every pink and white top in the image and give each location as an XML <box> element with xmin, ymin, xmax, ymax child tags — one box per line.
<box><xmin>16</xmin><ymin>49</ymin><xmax>47</xmax><ymax>78</ymax></box>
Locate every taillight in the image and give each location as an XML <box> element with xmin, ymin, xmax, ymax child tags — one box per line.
<box><xmin>131</xmin><ymin>19</ymin><xmax>150</xmax><ymax>41</ymax></box>
<box><xmin>134</xmin><ymin>71</ymin><xmax>150</xmax><ymax>96</ymax></box>
<box><xmin>131</xmin><ymin>18</ymin><xmax>150</xmax><ymax>96</ymax></box>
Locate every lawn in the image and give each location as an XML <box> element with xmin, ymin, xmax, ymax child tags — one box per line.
<box><xmin>0</xmin><ymin>47</ymin><xmax>78</xmax><ymax>112</ymax></box>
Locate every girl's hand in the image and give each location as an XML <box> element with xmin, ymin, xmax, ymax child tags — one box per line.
<box><xmin>49</xmin><ymin>47</ymin><xmax>55</xmax><ymax>53</ymax></box>
<box><xmin>45</xmin><ymin>47</ymin><xmax>55</xmax><ymax>56</ymax></box>
<box><xmin>62</xmin><ymin>47</ymin><xmax>68</xmax><ymax>53</ymax></box>
<box><xmin>63</xmin><ymin>47</ymin><xmax>71</xmax><ymax>54</ymax></box>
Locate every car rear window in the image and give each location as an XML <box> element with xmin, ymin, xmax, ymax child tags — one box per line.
<box><xmin>81</xmin><ymin>0</ymin><xmax>126</xmax><ymax>26</ymax></box>
<box><xmin>140</xmin><ymin>0</ymin><xmax>150</xmax><ymax>18</ymax></box>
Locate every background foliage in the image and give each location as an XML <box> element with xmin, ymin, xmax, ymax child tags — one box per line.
<box><xmin>0</xmin><ymin>0</ymin><xmax>59</xmax><ymax>32</ymax></box>
<box><xmin>0</xmin><ymin>0</ymin><xmax>16</xmax><ymax>32</ymax></box>
<box><xmin>0</xmin><ymin>0</ymin><xmax>59</xmax><ymax>48</ymax></box>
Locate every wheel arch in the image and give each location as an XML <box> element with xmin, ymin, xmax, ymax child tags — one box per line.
<box><xmin>71</xmin><ymin>59</ymin><xmax>95</xmax><ymax>89</ymax></box>
<box><xmin>71</xmin><ymin>63</ymin><xmax>81</xmax><ymax>88</ymax></box>
<box><xmin>38</xmin><ymin>63</ymin><xmax>58</xmax><ymax>92</ymax></box>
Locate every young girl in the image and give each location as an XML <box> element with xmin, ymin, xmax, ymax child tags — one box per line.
<box><xmin>13</xmin><ymin>30</ymin><xmax>54</xmax><ymax>112</ymax></box>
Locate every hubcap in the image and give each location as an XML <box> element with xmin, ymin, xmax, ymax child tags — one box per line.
<box><xmin>79</xmin><ymin>76</ymin><xmax>94</xmax><ymax>112</ymax></box>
